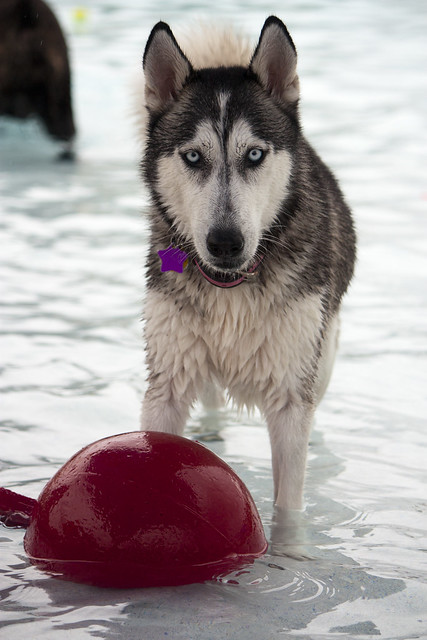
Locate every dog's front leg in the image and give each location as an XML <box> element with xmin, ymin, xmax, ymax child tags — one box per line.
<box><xmin>140</xmin><ymin>373</ymin><xmax>195</xmax><ymax>435</ymax></box>
<box><xmin>265</xmin><ymin>398</ymin><xmax>316</xmax><ymax>560</ymax></box>
<box><xmin>141</xmin><ymin>291</ymin><xmax>200</xmax><ymax>435</ymax></box>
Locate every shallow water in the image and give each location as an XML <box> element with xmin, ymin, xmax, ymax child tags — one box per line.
<box><xmin>1</xmin><ymin>0</ymin><xmax>427</xmax><ymax>638</ymax></box>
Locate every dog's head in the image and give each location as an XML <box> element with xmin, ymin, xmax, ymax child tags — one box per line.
<box><xmin>142</xmin><ymin>17</ymin><xmax>300</xmax><ymax>274</ymax></box>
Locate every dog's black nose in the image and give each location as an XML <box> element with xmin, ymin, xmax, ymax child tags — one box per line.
<box><xmin>207</xmin><ymin>228</ymin><xmax>245</xmax><ymax>259</ymax></box>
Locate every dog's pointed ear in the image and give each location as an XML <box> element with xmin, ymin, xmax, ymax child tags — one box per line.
<box><xmin>143</xmin><ymin>22</ymin><xmax>192</xmax><ymax>113</ymax></box>
<box><xmin>250</xmin><ymin>16</ymin><xmax>299</xmax><ymax>104</ymax></box>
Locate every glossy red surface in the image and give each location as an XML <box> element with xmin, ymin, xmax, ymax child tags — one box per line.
<box><xmin>23</xmin><ymin>432</ymin><xmax>267</xmax><ymax>587</ymax></box>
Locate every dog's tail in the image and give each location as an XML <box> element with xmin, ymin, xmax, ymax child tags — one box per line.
<box><xmin>178</xmin><ymin>21</ymin><xmax>253</xmax><ymax>69</ymax></box>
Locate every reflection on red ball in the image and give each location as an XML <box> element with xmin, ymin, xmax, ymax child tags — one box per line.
<box><xmin>24</xmin><ymin>432</ymin><xmax>267</xmax><ymax>587</ymax></box>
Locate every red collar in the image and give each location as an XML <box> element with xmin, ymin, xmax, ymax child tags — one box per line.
<box><xmin>194</xmin><ymin>255</ymin><xmax>264</xmax><ymax>289</ymax></box>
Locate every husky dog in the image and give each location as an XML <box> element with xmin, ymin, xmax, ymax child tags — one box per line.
<box><xmin>139</xmin><ymin>17</ymin><xmax>356</xmax><ymax>557</ymax></box>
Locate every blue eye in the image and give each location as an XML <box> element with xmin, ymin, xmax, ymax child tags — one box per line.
<box><xmin>247</xmin><ymin>148</ymin><xmax>264</xmax><ymax>164</ymax></box>
<box><xmin>184</xmin><ymin>150</ymin><xmax>201</xmax><ymax>165</ymax></box>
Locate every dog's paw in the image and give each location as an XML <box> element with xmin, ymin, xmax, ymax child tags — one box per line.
<box><xmin>269</xmin><ymin>507</ymin><xmax>317</xmax><ymax>560</ymax></box>
<box><xmin>269</xmin><ymin>541</ymin><xmax>317</xmax><ymax>561</ymax></box>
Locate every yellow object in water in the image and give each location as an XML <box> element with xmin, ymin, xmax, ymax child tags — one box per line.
<box><xmin>72</xmin><ymin>7</ymin><xmax>89</xmax><ymax>25</ymax></box>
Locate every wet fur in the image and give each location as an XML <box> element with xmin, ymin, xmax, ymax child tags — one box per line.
<box><xmin>138</xmin><ymin>17</ymin><xmax>356</xmax><ymax>558</ymax></box>
<box><xmin>0</xmin><ymin>0</ymin><xmax>75</xmax><ymax>149</ymax></box>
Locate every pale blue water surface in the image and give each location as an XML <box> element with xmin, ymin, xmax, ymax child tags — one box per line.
<box><xmin>1</xmin><ymin>1</ymin><xmax>427</xmax><ymax>638</ymax></box>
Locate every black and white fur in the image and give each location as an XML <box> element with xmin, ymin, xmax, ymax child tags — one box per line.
<box><xmin>139</xmin><ymin>17</ymin><xmax>356</xmax><ymax>558</ymax></box>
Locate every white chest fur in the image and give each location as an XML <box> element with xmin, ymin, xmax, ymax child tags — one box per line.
<box><xmin>144</xmin><ymin>283</ymin><xmax>325</xmax><ymax>411</ymax></box>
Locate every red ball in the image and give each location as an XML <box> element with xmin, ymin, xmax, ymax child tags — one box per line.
<box><xmin>23</xmin><ymin>432</ymin><xmax>267</xmax><ymax>587</ymax></box>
